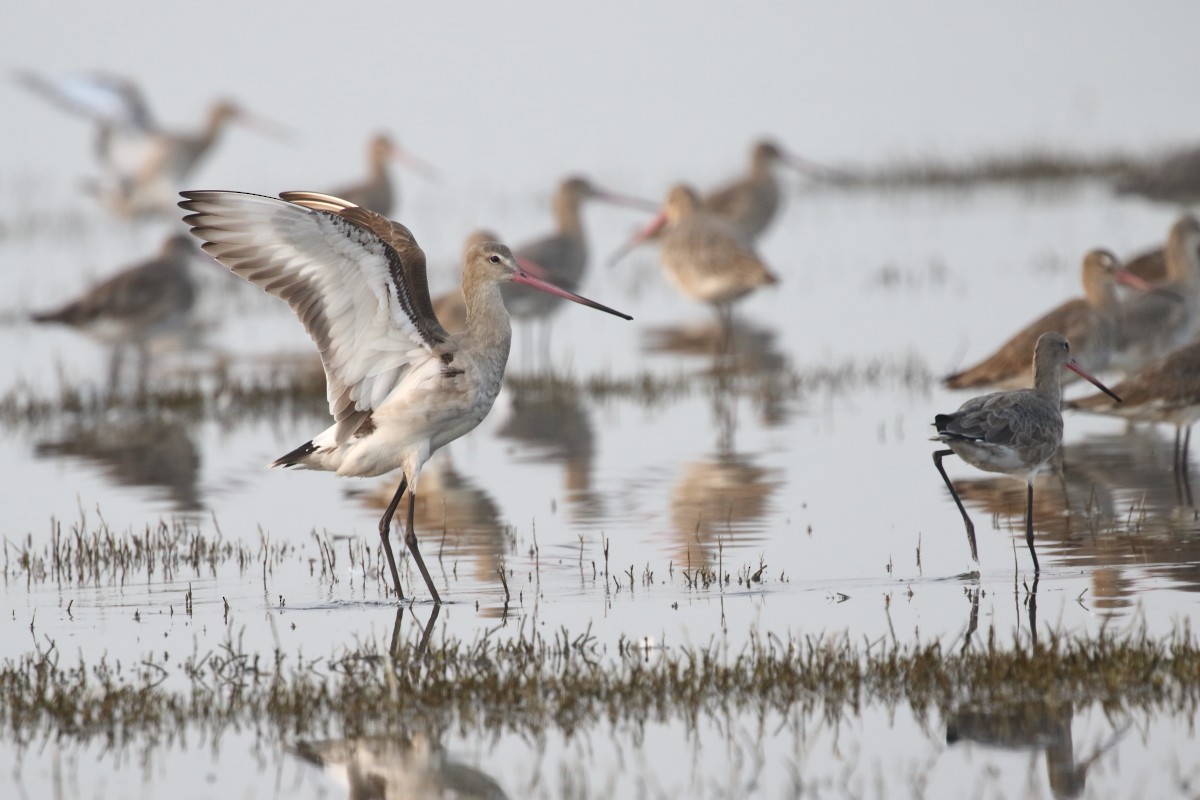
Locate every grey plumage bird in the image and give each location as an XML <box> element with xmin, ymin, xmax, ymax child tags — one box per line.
<box><xmin>932</xmin><ymin>332</ymin><xmax>1121</xmax><ymax>571</ymax></box>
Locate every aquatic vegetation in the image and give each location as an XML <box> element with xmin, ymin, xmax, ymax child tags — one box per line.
<box><xmin>1</xmin><ymin>617</ymin><xmax>1197</xmax><ymax>755</ymax></box>
<box><xmin>0</xmin><ymin>353</ymin><xmax>933</xmax><ymax>434</ymax></box>
<box><xmin>4</xmin><ymin>516</ymin><xmax>298</xmax><ymax>586</ymax></box>
<box><xmin>844</xmin><ymin>148</ymin><xmax>1145</xmax><ymax>189</ymax></box>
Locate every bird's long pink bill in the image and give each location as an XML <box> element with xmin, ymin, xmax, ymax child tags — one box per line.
<box><xmin>607</xmin><ymin>212</ymin><xmax>667</xmax><ymax>267</ymax></box>
<box><xmin>515</xmin><ymin>256</ymin><xmax>552</xmax><ymax>281</ymax></box>
<box><xmin>1067</xmin><ymin>361</ymin><xmax>1121</xmax><ymax>403</ymax></box>
<box><xmin>235</xmin><ymin>109</ymin><xmax>295</xmax><ymax>141</ymax></box>
<box><xmin>1115</xmin><ymin>269</ymin><xmax>1154</xmax><ymax>292</ymax></box>
<box><xmin>595</xmin><ymin>190</ymin><xmax>661</xmax><ymax>213</ymax></box>
<box><xmin>394</xmin><ymin>148</ymin><xmax>442</xmax><ymax>181</ymax></box>
<box><xmin>511</xmin><ymin>270</ymin><xmax>632</xmax><ymax>320</ymax></box>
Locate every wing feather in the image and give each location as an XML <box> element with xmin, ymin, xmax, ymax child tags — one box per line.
<box><xmin>179</xmin><ymin>190</ymin><xmax>449</xmax><ymax>440</ymax></box>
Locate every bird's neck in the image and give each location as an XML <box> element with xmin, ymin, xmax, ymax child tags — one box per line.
<box><xmin>1033</xmin><ymin>366</ymin><xmax>1063</xmax><ymax>403</ymax></box>
<box><xmin>463</xmin><ymin>279</ymin><xmax>513</xmax><ymax>354</ymax></box>
<box><xmin>185</xmin><ymin>115</ymin><xmax>226</xmax><ymax>162</ymax></box>
<box><xmin>554</xmin><ymin>194</ymin><xmax>586</xmax><ymax>237</ymax></box>
<box><xmin>369</xmin><ymin>153</ymin><xmax>391</xmax><ymax>183</ymax></box>
<box><xmin>200</xmin><ymin>113</ymin><xmax>228</xmax><ymax>149</ymax></box>
<box><xmin>1085</xmin><ymin>281</ymin><xmax>1118</xmax><ymax>309</ymax></box>
<box><xmin>1166</xmin><ymin>233</ymin><xmax>1198</xmax><ymax>284</ymax></box>
<box><xmin>750</xmin><ymin>156</ymin><xmax>776</xmax><ymax>180</ymax></box>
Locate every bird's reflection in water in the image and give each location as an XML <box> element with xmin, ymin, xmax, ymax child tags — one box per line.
<box><xmin>667</xmin><ymin>348</ymin><xmax>781</xmax><ymax>569</ymax></box>
<box><xmin>1067</xmin><ymin>428</ymin><xmax>1192</xmax><ymax>517</ymax></box>
<box><xmin>945</xmin><ymin>688</ymin><xmax>1127</xmax><ymax>800</ymax></box>
<box><xmin>496</xmin><ymin>381</ymin><xmax>601</xmax><ymax>523</ymax></box>
<box><xmin>643</xmin><ymin>315</ymin><xmax>791</xmax><ymax>426</ymax></box>
<box><xmin>35</xmin><ymin>411</ymin><xmax>203</xmax><ymax>512</ymax></box>
<box><xmin>951</xmin><ymin>426</ymin><xmax>1200</xmax><ymax>607</ymax></box>
<box><xmin>352</xmin><ymin>455</ymin><xmax>508</xmax><ymax>584</ymax></box>
<box><xmin>292</xmin><ymin>733</ymin><xmax>508</xmax><ymax>800</ymax></box>
<box><xmin>669</xmin><ymin>454</ymin><xmax>779</xmax><ymax>569</ymax></box>
<box><xmin>950</xmin><ymin>586</ymin><xmax>1129</xmax><ymax>799</ymax></box>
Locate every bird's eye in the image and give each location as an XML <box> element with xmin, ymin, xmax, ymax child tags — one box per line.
<box><xmin>489</xmin><ymin>255</ymin><xmax>501</xmax><ymax>264</ymax></box>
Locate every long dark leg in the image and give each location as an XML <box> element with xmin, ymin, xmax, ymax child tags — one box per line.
<box><xmin>404</xmin><ymin>489</ymin><xmax>443</xmax><ymax>604</ymax></box>
<box><xmin>388</xmin><ymin>607</ymin><xmax>404</xmax><ymax>655</ymax></box>
<box><xmin>933</xmin><ymin>450</ymin><xmax>978</xmax><ymax>563</ymax></box>
<box><xmin>716</xmin><ymin>305</ymin><xmax>734</xmax><ymax>357</ymax></box>
<box><xmin>538</xmin><ymin>320</ymin><xmax>553</xmax><ymax>372</ymax></box>
<box><xmin>960</xmin><ymin>587</ymin><xmax>980</xmax><ymax>655</ymax></box>
<box><xmin>106</xmin><ymin>345</ymin><xmax>125</xmax><ymax>396</ymax></box>
<box><xmin>134</xmin><ymin>342</ymin><xmax>150</xmax><ymax>395</ymax></box>
<box><xmin>378</xmin><ymin>476</ymin><xmax>408</xmax><ymax>600</ymax></box>
<box><xmin>1182</xmin><ymin>426</ymin><xmax>1195</xmax><ymax>507</ymax></box>
<box><xmin>1182</xmin><ymin>426</ymin><xmax>1194</xmax><ymax>475</ymax></box>
<box><xmin>416</xmin><ymin>603</ymin><xmax>440</xmax><ymax>657</ymax></box>
<box><xmin>1026</xmin><ymin>480</ymin><xmax>1040</xmax><ymax>573</ymax></box>
<box><xmin>1027</xmin><ymin>574</ymin><xmax>1040</xmax><ymax>647</ymax></box>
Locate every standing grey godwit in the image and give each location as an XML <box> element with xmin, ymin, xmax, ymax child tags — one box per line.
<box><xmin>703</xmin><ymin>138</ymin><xmax>838</xmax><ymax>243</ymax></box>
<box><xmin>179</xmin><ymin>190</ymin><xmax>631</xmax><ymax>603</ymax></box>
<box><xmin>31</xmin><ymin>233</ymin><xmax>198</xmax><ymax>388</ymax></box>
<box><xmin>944</xmin><ymin>250</ymin><xmax>1149</xmax><ymax>390</ymax></box>
<box><xmin>502</xmin><ymin>175</ymin><xmax>654</xmax><ymax>361</ymax></box>
<box><xmin>328</xmin><ymin>133</ymin><xmax>439</xmax><ymax>216</ymax></box>
<box><xmin>932</xmin><ymin>332</ymin><xmax>1121</xmax><ymax>572</ymax></box>
<box><xmin>613</xmin><ymin>184</ymin><xmax>778</xmax><ymax>327</ymax></box>
<box><xmin>1110</xmin><ymin>215</ymin><xmax>1200</xmax><ymax>372</ymax></box>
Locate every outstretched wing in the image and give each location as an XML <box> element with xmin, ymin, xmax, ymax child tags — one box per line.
<box><xmin>180</xmin><ymin>190</ymin><xmax>449</xmax><ymax>440</ymax></box>
<box><xmin>14</xmin><ymin>70</ymin><xmax>155</xmax><ymax>130</ymax></box>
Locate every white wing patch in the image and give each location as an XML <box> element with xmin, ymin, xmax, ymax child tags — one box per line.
<box><xmin>181</xmin><ymin>191</ymin><xmax>437</xmax><ymax>430</ymax></box>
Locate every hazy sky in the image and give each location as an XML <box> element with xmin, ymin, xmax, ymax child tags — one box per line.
<box><xmin>5</xmin><ymin>1</ymin><xmax>1199</xmax><ymax>195</ymax></box>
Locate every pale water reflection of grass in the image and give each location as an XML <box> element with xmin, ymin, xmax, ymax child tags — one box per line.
<box><xmin>1</xmin><ymin>615</ymin><xmax>1197</xmax><ymax>754</ymax></box>
<box><xmin>0</xmin><ymin>354</ymin><xmax>934</xmax><ymax>428</ymax></box>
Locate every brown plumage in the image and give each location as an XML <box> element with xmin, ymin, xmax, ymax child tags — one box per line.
<box><xmin>703</xmin><ymin>139</ymin><xmax>794</xmax><ymax>243</ymax></box>
<box><xmin>623</xmin><ymin>184</ymin><xmax>778</xmax><ymax>319</ymax></box>
<box><xmin>329</xmin><ymin>134</ymin><xmax>399</xmax><ymax>215</ymax></box>
<box><xmin>32</xmin><ymin>232</ymin><xmax>197</xmax><ymax>341</ymax></box>
<box><xmin>1069</xmin><ymin>339</ymin><xmax>1200</xmax><ymax>471</ymax></box>
<box><xmin>328</xmin><ymin>133</ymin><xmax>438</xmax><ymax>216</ymax></box>
<box><xmin>943</xmin><ymin>250</ymin><xmax>1145</xmax><ymax>390</ymax></box>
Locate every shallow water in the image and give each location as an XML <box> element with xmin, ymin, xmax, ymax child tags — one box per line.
<box><xmin>4</xmin><ymin>4</ymin><xmax>1200</xmax><ymax>798</ymax></box>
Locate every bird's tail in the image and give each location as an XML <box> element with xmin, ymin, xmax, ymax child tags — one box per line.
<box><xmin>271</xmin><ymin>440</ymin><xmax>316</xmax><ymax>468</ymax></box>
<box><xmin>30</xmin><ymin>306</ymin><xmax>76</xmax><ymax>325</ymax></box>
